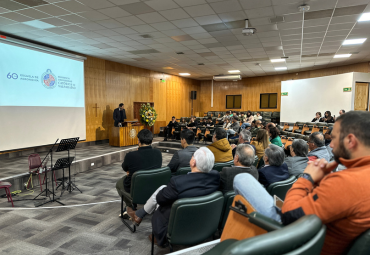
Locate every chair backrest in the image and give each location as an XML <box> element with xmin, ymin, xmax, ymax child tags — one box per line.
<box><xmin>267</xmin><ymin>175</ymin><xmax>297</xmax><ymax>200</ymax></box>
<box><xmin>257</xmin><ymin>157</ymin><xmax>265</xmax><ymax>169</ymax></box>
<box><xmin>221</xmin><ymin>215</ymin><xmax>325</xmax><ymax>255</ymax></box>
<box><xmin>219</xmin><ymin>191</ymin><xmax>236</xmax><ymax>231</ymax></box>
<box><xmin>253</xmin><ymin>156</ymin><xmax>259</xmax><ymax>167</ymax></box>
<box><xmin>213</xmin><ymin>160</ymin><xmax>234</xmax><ymax>172</ymax></box>
<box><xmin>167</xmin><ymin>191</ymin><xmax>224</xmax><ymax>246</ymax></box>
<box><xmin>346</xmin><ymin>229</ymin><xmax>370</xmax><ymax>255</ymax></box>
<box><xmin>28</xmin><ymin>154</ymin><xmax>42</xmax><ymax>171</ymax></box>
<box><xmin>131</xmin><ymin>166</ymin><xmax>171</xmax><ymax>204</ymax></box>
<box><xmin>176</xmin><ymin>166</ymin><xmax>191</xmax><ymax>175</ymax></box>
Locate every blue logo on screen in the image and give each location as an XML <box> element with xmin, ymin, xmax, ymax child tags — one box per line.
<box><xmin>41</xmin><ymin>69</ymin><xmax>57</xmax><ymax>89</ymax></box>
<box><xmin>7</xmin><ymin>73</ymin><xmax>18</xmax><ymax>79</ymax></box>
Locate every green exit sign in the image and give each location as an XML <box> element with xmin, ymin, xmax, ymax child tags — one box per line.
<box><xmin>281</xmin><ymin>92</ymin><xmax>288</xmax><ymax>96</ymax></box>
<box><xmin>343</xmin><ymin>87</ymin><xmax>352</xmax><ymax>92</ymax></box>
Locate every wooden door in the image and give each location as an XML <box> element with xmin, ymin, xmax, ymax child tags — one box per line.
<box><xmin>354</xmin><ymin>83</ymin><xmax>369</xmax><ymax>111</ymax></box>
<box><xmin>133</xmin><ymin>102</ymin><xmax>154</xmax><ymax>132</ymax></box>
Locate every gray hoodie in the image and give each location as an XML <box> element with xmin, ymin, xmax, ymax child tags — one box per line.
<box><xmin>285</xmin><ymin>156</ymin><xmax>309</xmax><ymax>177</ymax></box>
<box><xmin>307</xmin><ymin>146</ymin><xmax>332</xmax><ymax>162</ymax></box>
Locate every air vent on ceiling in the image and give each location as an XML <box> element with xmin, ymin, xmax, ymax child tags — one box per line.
<box><xmin>281</xmin><ymin>56</ymin><xmax>289</xmax><ymax>59</ymax></box>
<box><xmin>213</xmin><ymin>75</ymin><xmax>242</xmax><ymax>81</ymax></box>
<box><xmin>270</xmin><ymin>16</ymin><xmax>285</xmax><ymax>23</ymax></box>
<box><xmin>140</xmin><ymin>34</ymin><xmax>152</xmax><ymax>38</ymax></box>
<box><xmin>198</xmin><ymin>63</ymin><xmax>204</xmax><ymax>65</ymax></box>
<box><xmin>176</xmin><ymin>52</ymin><xmax>184</xmax><ymax>54</ymax></box>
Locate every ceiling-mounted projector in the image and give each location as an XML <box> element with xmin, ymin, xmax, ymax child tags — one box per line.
<box><xmin>213</xmin><ymin>75</ymin><xmax>242</xmax><ymax>81</ymax></box>
<box><xmin>242</xmin><ymin>19</ymin><xmax>256</xmax><ymax>36</ymax></box>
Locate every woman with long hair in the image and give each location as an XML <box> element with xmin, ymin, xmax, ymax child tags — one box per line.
<box><xmin>245</xmin><ymin>110</ymin><xmax>254</xmax><ymax>123</ymax></box>
<box><xmin>268</xmin><ymin>126</ymin><xmax>282</xmax><ymax>147</ymax></box>
<box><xmin>180</xmin><ymin>117</ymin><xmax>187</xmax><ymax>125</ymax></box>
<box><xmin>324</xmin><ymin>111</ymin><xmax>335</xmax><ymax>123</ymax></box>
<box><xmin>251</xmin><ymin>129</ymin><xmax>270</xmax><ymax>159</ymax></box>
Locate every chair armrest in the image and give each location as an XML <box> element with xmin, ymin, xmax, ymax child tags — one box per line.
<box><xmin>248</xmin><ymin>212</ymin><xmax>283</xmax><ymax>232</ymax></box>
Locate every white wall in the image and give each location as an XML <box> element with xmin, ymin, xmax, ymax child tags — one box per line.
<box><xmin>281</xmin><ymin>73</ymin><xmax>354</xmax><ymax>123</ymax></box>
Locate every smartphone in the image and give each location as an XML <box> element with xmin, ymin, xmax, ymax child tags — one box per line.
<box><xmin>274</xmin><ymin>195</ymin><xmax>284</xmax><ymax>209</ymax></box>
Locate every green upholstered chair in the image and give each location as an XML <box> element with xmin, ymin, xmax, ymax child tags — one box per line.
<box><xmin>257</xmin><ymin>157</ymin><xmax>265</xmax><ymax>169</ymax></box>
<box><xmin>219</xmin><ymin>191</ymin><xmax>236</xmax><ymax>232</ymax></box>
<box><xmin>176</xmin><ymin>166</ymin><xmax>191</xmax><ymax>175</ymax></box>
<box><xmin>253</xmin><ymin>156</ymin><xmax>259</xmax><ymax>167</ymax></box>
<box><xmin>213</xmin><ymin>160</ymin><xmax>234</xmax><ymax>172</ymax></box>
<box><xmin>166</xmin><ymin>191</ymin><xmax>224</xmax><ymax>252</ymax></box>
<box><xmin>347</xmin><ymin>229</ymin><xmax>370</xmax><ymax>255</ymax></box>
<box><xmin>203</xmin><ymin>214</ymin><xmax>326</xmax><ymax>255</ymax></box>
<box><xmin>267</xmin><ymin>175</ymin><xmax>297</xmax><ymax>200</ymax></box>
<box><xmin>120</xmin><ymin>166</ymin><xmax>171</xmax><ymax>232</ymax></box>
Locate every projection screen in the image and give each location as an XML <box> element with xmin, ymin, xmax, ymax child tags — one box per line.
<box><xmin>0</xmin><ymin>41</ymin><xmax>86</xmax><ymax>152</ymax></box>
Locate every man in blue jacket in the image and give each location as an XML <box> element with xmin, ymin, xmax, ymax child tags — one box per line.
<box><xmin>258</xmin><ymin>144</ymin><xmax>289</xmax><ymax>188</ymax></box>
<box><xmin>125</xmin><ymin>147</ymin><xmax>220</xmax><ymax>247</ymax></box>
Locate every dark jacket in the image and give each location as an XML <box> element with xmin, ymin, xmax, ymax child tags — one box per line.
<box><xmin>258</xmin><ymin>163</ymin><xmax>290</xmax><ymax>188</ymax></box>
<box><xmin>152</xmin><ymin>170</ymin><xmax>220</xmax><ymax>246</ymax></box>
<box><xmin>113</xmin><ymin>108</ymin><xmax>126</xmax><ymax>127</ymax></box>
<box><xmin>219</xmin><ymin>166</ymin><xmax>258</xmax><ymax>194</ymax></box>
<box><xmin>232</xmin><ymin>142</ymin><xmax>256</xmax><ymax>158</ymax></box>
<box><xmin>122</xmin><ymin>146</ymin><xmax>162</xmax><ymax>193</ymax></box>
<box><xmin>167</xmin><ymin>121</ymin><xmax>178</xmax><ymax>129</ymax></box>
<box><xmin>167</xmin><ymin>145</ymin><xmax>198</xmax><ymax>173</ymax></box>
<box><xmin>284</xmin><ymin>156</ymin><xmax>308</xmax><ymax>177</ymax></box>
<box><xmin>251</xmin><ymin>127</ymin><xmax>261</xmax><ymax>137</ymax></box>
<box><xmin>311</xmin><ymin>117</ymin><xmax>324</xmax><ymax>123</ymax></box>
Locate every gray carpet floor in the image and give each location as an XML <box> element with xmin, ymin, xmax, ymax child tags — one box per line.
<box><xmin>0</xmin><ymin>149</ymin><xmax>214</xmax><ymax>255</ymax></box>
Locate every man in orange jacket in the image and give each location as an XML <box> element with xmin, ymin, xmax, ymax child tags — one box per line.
<box><xmin>234</xmin><ymin>111</ymin><xmax>370</xmax><ymax>255</ymax></box>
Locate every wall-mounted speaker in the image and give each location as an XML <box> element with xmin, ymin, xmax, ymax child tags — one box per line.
<box><xmin>191</xmin><ymin>91</ymin><xmax>197</xmax><ymax>100</ymax></box>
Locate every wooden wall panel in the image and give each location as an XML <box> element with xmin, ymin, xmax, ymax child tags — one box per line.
<box><xmin>200</xmin><ymin>62</ymin><xmax>369</xmax><ymax>113</ymax></box>
<box><xmin>84</xmin><ymin>57</ymin><xmax>200</xmax><ymax>142</ymax></box>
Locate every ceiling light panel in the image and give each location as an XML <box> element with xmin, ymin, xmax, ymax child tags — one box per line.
<box><xmin>275</xmin><ymin>67</ymin><xmax>287</xmax><ymax>70</ymax></box>
<box><xmin>342</xmin><ymin>38</ymin><xmax>367</xmax><ymax>45</ymax></box>
<box><xmin>270</xmin><ymin>59</ymin><xmax>285</xmax><ymax>63</ymax></box>
<box><xmin>228</xmin><ymin>70</ymin><xmax>240</xmax><ymax>73</ymax></box>
<box><xmin>358</xmin><ymin>12</ymin><xmax>370</xmax><ymax>22</ymax></box>
<box><xmin>179</xmin><ymin>73</ymin><xmax>190</xmax><ymax>75</ymax></box>
<box><xmin>334</xmin><ymin>54</ymin><xmax>352</xmax><ymax>58</ymax></box>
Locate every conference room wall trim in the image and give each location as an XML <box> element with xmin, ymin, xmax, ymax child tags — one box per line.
<box><xmin>199</xmin><ymin>62</ymin><xmax>370</xmax><ymax>113</ymax></box>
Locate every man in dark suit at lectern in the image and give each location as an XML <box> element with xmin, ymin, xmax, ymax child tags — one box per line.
<box><xmin>113</xmin><ymin>103</ymin><xmax>126</xmax><ymax>127</ymax></box>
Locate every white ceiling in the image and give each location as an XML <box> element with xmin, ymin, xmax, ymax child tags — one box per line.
<box><xmin>1</xmin><ymin>0</ymin><xmax>370</xmax><ymax>79</ymax></box>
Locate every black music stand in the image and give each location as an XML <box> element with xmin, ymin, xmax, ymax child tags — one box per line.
<box><xmin>35</xmin><ymin>157</ymin><xmax>73</xmax><ymax>207</ymax></box>
<box><xmin>56</xmin><ymin>137</ymin><xmax>80</xmax><ymax>194</ymax></box>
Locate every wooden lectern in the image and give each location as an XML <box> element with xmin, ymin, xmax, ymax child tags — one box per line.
<box><xmin>109</xmin><ymin>119</ymin><xmax>144</xmax><ymax>147</ymax></box>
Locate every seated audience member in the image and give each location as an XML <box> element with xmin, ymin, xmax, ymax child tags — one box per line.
<box><xmin>126</xmin><ymin>147</ymin><xmax>220</xmax><ymax>247</ymax></box>
<box><xmin>219</xmin><ymin>144</ymin><xmax>258</xmax><ymax>194</ymax></box>
<box><xmin>179</xmin><ymin>117</ymin><xmax>187</xmax><ymax>125</ymax></box>
<box><xmin>223</xmin><ymin>118</ymin><xmax>231</xmax><ymax>129</ymax></box>
<box><xmin>163</xmin><ymin>116</ymin><xmax>178</xmax><ymax>141</ymax></box>
<box><xmin>251</xmin><ymin>120</ymin><xmax>262</xmax><ymax>137</ymax></box>
<box><xmin>241</xmin><ymin>118</ymin><xmax>251</xmax><ymax>130</ymax></box>
<box><xmin>251</xmin><ymin>129</ymin><xmax>270</xmax><ymax>160</ymax></box>
<box><xmin>207</xmin><ymin>128</ymin><xmax>233</xmax><ymax>163</ymax></box>
<box><xmin>265</xmin><ymin>122</ymin><xmax>276</xmax><ymax>130</ymax></box>
<box><xmin>232</xmin><ymin>111</ymin><xmax>237</xmax><ymax>117</ymax></box>
<box><xmin>311</xmin><ymin>112</ymin><xmax>323</xmax><ymax>123</ymax></box>
<box><xmin>200</xmin><ymin>118</ymin><xmax>207</xmax><ymax>126</ymax></box>
<box><xmin>206</xmin><ymin>117</ymin><xmax>214</xmax><ymax>127</ymax></box>
<box><xmin>258</xmin><ymin>144</ymin><xmax>289</xmax><ymax>188</ymax></box>
<box><xmin>234</xmin><ymin>111</ymin><xmax>370</xmax><ymax>255</ymax></box>
<box><xmin>335</xmin><ymin>109</ymin><xmax>345</xmax><ymax>121</ymax></box>
<box><xmin>325</xmin><ymin>127</ymin><xmax>334</xmax><ymax>161</ymax></box>
<box><xmin>284</xmin><ymin>139</ymin><xmax>309</xmax><ymax>177</ymax></box>
<box><xmin>186</xmin><ymin>116</ymin><xmax>198</xmax><ymax>131</ymax></box>
<box><xmin>240</xmin><ymin>112</ymin><xmax>245</xmax><ymax>119</ymax></box>
<box><xmin>116</xmin><ymin>129</ymin><xmax>162</xmax><ymax>209</ymax></box>
<box><xmin>269</xmin><ymin>126</ymin><xmax>282</xmax><ymax>147</ymax></box>
<box><xmin>231</xmin><ymin>130</ymin><xmax>256</xmax><ymax>157</ymax></box>
<box><xmin>225</xmin><ymin>116</ymin><xmax>240</xmax><ymax>138</ymax></box>
<box><xmin>167</xmin><ymin>129</ymin><xmax>197</xmax><ymax>173</ymax></box>
<box><xmin>307</xmin><ymin>132</ymin><xmax>331</xmax><ymax>162</ymax></box>
<box><xmin>254</xmin><ymin>112</ymin><xmax>262</xmax><ymax>120</ymax></box>
<box><xmin>323</xmin><ymin>110</ymin><xmax>335</xmax><ymax>123</ymax></box>
<box><xmin>245</xmin><ymin>110</ymin><xmax>254</xmax><ymax>123</ymax></box>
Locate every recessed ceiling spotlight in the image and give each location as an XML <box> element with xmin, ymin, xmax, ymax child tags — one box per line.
<box><xmin>228</xmin><ymin>70</ymin><xmax>240</xmax><ymax>73</ymax></box>
<box><xmin>179</xmin><ymin>73</ymin><xmax>190</xmax><ymax>75</ymax></box>
<box><xmin>358</xmin><ymin>12</ymin><xmax>370</xmax><ymax>22</ymax></box>
<box><xmin>271</xmin><ymin>59</ymin><xmax>285</xmax><ymax>63</ymax></box>
<box><xmin>275</xmin><ymin>67</ymin><xmax>287</xmax><ymax>70</ymax></box>
<box><xmin>342</xmin><ymin>38</ymin><xmax>367</xmax><ymax>45</ymax></box>
<box><xmin>334</xmin><ymin>54</ymin><xmax>352</xmax><ymax>58</ymax></box>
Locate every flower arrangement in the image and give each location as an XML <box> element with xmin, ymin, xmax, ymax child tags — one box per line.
<box><xmin>139</xmin><ymin>103</ymin><xmax>157</xmax><ymax>127</ymax></box>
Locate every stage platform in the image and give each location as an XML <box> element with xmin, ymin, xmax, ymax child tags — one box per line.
<box><xmin>0</xmin><ymin>138</ymin><xmax>207</xmax><ymax>195</ymax></box>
